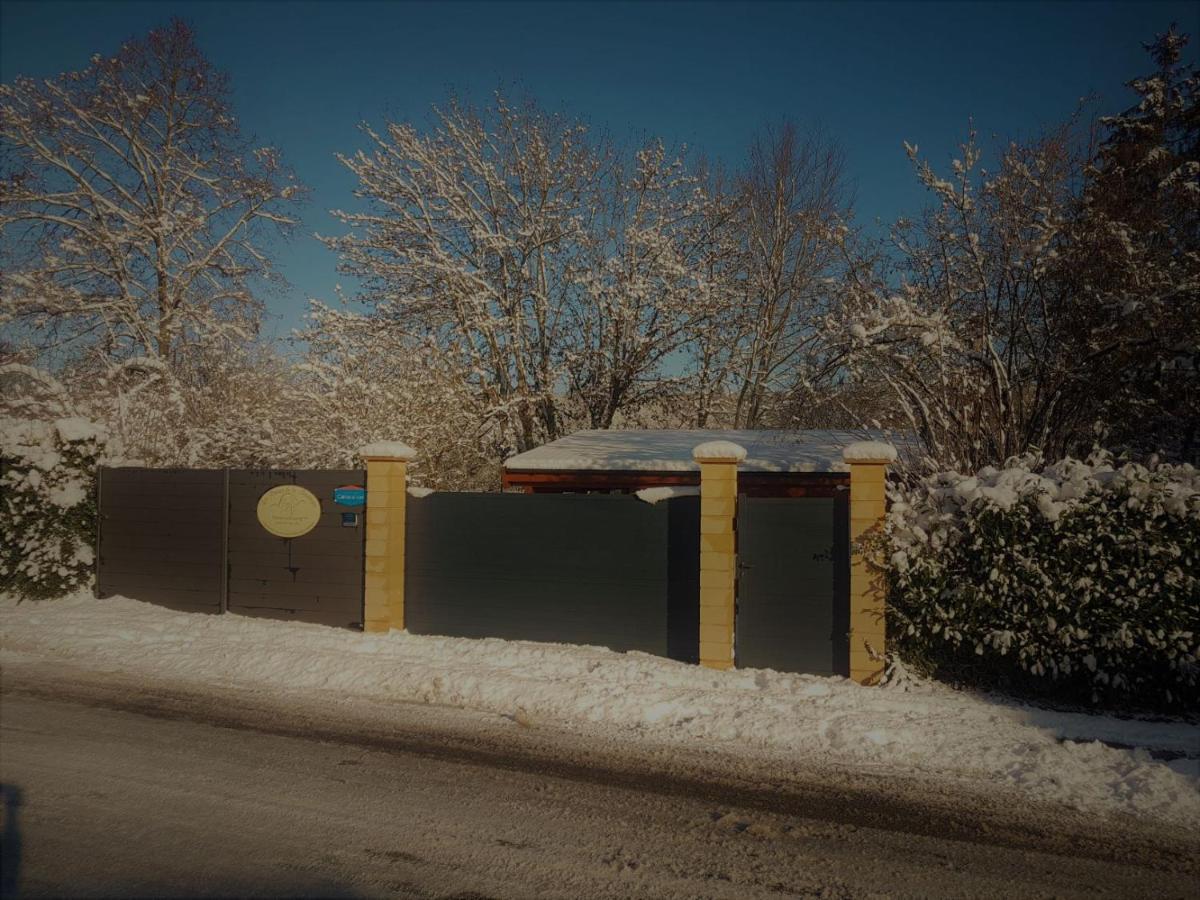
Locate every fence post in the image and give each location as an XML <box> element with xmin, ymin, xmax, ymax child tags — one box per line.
<box><xmin>359</xmin><ymin>442</ymin><xmax>417</xmax><ymax>633</ymax></box>
<box><xmin>693</xmin><ymin>441</ymin><xmax>746</xmax><ymax>670</ymax></box>
<box><xmin>843</xmin><ymin>444</ymin><xmax>894</xmax><ymax>684</ymax></box>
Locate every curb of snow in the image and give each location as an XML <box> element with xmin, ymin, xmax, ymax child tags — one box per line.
<box><xmin>2</xmin><ymin>592</ymin><xmax>1197</xmax><ymax>828</ymax></box>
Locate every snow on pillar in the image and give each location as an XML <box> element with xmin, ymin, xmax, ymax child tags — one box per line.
<box><xmin>359</xmin><ymin>442</ymin><xmax>417</xmax><ymax>633</ymax></box>
<box><xmin>693</xmin><ymin>441</ymin><xmax>746</xmax><ymax>671</ymax></box>
<box><xmin>843</xmin><ymin>441</ymin><xmax>896</xmax><ymax>685</ymax></box>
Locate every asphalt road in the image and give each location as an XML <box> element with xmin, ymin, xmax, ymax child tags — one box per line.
<box><xmin>0</xmin><ymin>672</ymin><xmax>1196</xmax><ymax>899</ymax></box>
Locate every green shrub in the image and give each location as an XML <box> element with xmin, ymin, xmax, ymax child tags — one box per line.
<box><xmin>1</xmin><ymin>417</ymin><xmax>106</xmax><ymax>599</ymax></box>
<box><xmin>884</xmin><ymin>454</ymin><xmax>1200</xmax><ymax>709</ymax></box>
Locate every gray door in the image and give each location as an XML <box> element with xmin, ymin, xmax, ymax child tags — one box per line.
<box><xmin>735</xmin><ymin>495</ymin><xmax>849</xmax><ymax>675</ymax></box>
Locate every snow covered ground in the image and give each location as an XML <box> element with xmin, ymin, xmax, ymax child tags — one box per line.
<box><xmin>2</xmin><ymin>592</ymin><xmax>1197</xmax><ymax>828</ymax></box>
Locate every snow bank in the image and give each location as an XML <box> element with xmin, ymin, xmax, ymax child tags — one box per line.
<box><xmin>2</xmin><ymin>592</ymin><xmax>1196</xmax><ymax>827</ymax></box>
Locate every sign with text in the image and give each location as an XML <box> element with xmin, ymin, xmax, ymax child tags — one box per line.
<box><xmin>333</xmin><ymin>485</ymin><xmax>366</xmax><ymax>507</ymax></box>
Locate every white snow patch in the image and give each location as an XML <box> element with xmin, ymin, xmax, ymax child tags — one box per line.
<box><xmin>692</xmin><ymin>440</ymin><xmax>748</xmax><ymax>462</ymax></box>
<box><xmin>842</xmin><ymin>441</ymin><xmax>898</xmax><ymax>463</ymax></box>
<box><xmin>54</xmin><ymin>417</ymin><xmax>105</xmax><ymax>443</ymax></box>
<box><xmin>358</xmin><ymin>441</ymin><xmax>417</xmax><ymax>461</ymax></box>
<box><xmin>635</xmin><ymin>486</ymin><xmax>701</xmax><ymax>505</ymax></box>
<box><xmin>47</xmin><ymin>479</ymin><xmax>87</xmax><ymax>508</ymax></box>
<box><xmin>2</xmin><ymin>592</ymin><xmax>1196</xmax><ymax>827</ymax></box>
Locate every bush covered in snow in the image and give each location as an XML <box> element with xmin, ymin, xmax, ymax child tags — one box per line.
<box><xmin>0</xmin><ymin>417</ymin><xmax>107</xmax><ymax>599</ymax></box>
<box><xmin>884</xmin><ymin>454</ymin><xmax>1200</xmax><ymax>708</ymax></box>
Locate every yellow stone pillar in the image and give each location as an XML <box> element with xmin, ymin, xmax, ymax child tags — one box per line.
<box><xmin>844</xmin><ymin>443</ymin><xmax>894</xmax><ymax>684</ymax></box>
<box><xmin>693</xmin><ymin>441</ymin><xmax>746</xmax><ymax>670</ymax></box>
<box><xmin>359</xmin><ymin>442</ymin><xmax>417</xmax><ymax>633</ymax></box>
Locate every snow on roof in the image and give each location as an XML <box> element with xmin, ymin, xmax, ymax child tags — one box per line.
<box><xmin>505</xmin><ymin>429</ymin><xmax>907</xmax><ymax>474</ymax></box>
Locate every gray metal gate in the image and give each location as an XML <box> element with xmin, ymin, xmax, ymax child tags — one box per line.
<box><xmin>405</xmin><ymin>492</ymin><xmax>699</xmax><ymax>660</ymax></box>
<box><xmin>225</xmin><ymin>469</ymin><xmax>364</xmax><ymax>628</ymax></box>
<box><xmin>735</xmin><ymin>494</ymin><xmax>849</xmax><ymax>675</ymax></box>
<box><xmin>97</xmin><ymin>467</ymin><xmax>365</xmax><ymax>628</ymax></box>
<box><xmin>97</xmin><ymin>468</ymin><xmax>225</xmax><ymax>614</ymax></box>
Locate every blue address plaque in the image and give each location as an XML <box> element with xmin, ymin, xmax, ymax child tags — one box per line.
<box><xmin>333</xmin><ymin>485</ymin><xmax>366</xmax><ymax>507</ymax></box>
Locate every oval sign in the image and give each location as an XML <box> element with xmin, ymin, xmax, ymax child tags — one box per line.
<box><xmin>256</xmin><ymin>485</ymin><xmax>322</xmax><ymax>539</ymax></box>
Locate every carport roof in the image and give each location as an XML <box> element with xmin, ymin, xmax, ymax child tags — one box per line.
<box><xmin>504</xmin><ymin>429</ymin><xmax>907</xmax><ymax>474</ymax></box>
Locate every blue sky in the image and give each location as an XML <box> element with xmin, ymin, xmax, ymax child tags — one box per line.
<box><xmin>2</xmin><ymin>0</ymin><xmax>1195</xmax><ymax>340</ymax></box>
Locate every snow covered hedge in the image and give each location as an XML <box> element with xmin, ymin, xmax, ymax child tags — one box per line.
<box><xmin>884</xmin><ymin>454</ymin><xmax>1200</xmax><ymax>708</ymax></box>
<box><xmin>1</xmin><ymin>417</ymin><xmax>106</xmax><ymax>599</ymax></box>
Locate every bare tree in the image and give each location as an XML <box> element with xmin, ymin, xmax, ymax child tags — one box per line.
<box><xmin>836</xmin><ymin>28</ymin><xmax>1198</xmax><ymax>470</ymax></box>
<box><xmin>833</xmin><ymin>125</ymin><xmax>1095</xmax><ymax>469</ymax></box>
<box><xmin>726</xmin><ymin>123</ymin><xmax>854</xmax><ymax>428</ymax></box>
<box><xmin>291</xmin><ymin>301</ymin><xmax>498</xmax><ymax>488</ymax></box>
<box><xmin>328</xmin><ymin>94</ymin><xmax>743</xmax><ymax>454</ymax></box>
<box><xmin>569</xmin><ymin>142</ymin><xmax>737</xmax><ymax>430</ymax></box>
<box><xmin>327</xmin><ymin>95</ymin><xmax>605</xmax><ymax>454</ymax></box>
<box><xmin>0</xmin><ymin>19</ymin><xmax>304</xmax><ymax>368</ymax></box>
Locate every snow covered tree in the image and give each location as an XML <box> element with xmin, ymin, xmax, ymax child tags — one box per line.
<box><xmin>835</xmin><ymin>28</ymin><xmax>1199</xmax><ymax>470</ymax></box>
<box><xmin>569</xmin><ymin>142</ymin><xmax>737</xmax><ymax>430</ymax></box>
<box><xmin>725</xmin><ymin>124</ymin><xmax>854</xmax><ymax>429</ymax></box>
<box><xmin>326</xmin><ymin>95</ymin><xmax>604</xmax><ymax>454</ymax></box>
<box><xmin>290</xmin><ymin>302</ymin><xmax>498</xmax><ymax>488</ymax></box>
<box><xmin>327</xmin><ymin>94</ymin><xmax>746</xmax><ymax>454</ymax></box>
<box><xmin>1076</xmin><ymin>25</ymin><xmax>1200</xmax><ymax>461</ymax></box>
<box><xmin>0</xmin><ymin>19</ymin><xmax>304</xmax><ymax>369</ymax></box>
<box><xmin>832</xmin><ymin>125</ymin><xmax>1089</xmax><ymax>468</ymax></box>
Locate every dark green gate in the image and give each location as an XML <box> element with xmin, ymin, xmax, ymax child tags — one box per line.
<box><xmin>405</xmin><ymin>492</ymin><xmax>699</xmax><ymax>661</ymax></box>
<box><xmin>735</xmin><ymin>495</ymin><xmax>849</xmax><ymax>675</ymax></box>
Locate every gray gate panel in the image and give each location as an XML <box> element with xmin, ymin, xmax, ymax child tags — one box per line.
<box><xmin>736</xmin><ymin>496</ymin><xmax>848</xmax><ymax>675</ymax></box>
<box><xmin>831</xmin><ymin>490</ymin><xmax>850</xmax><ymax>676</ymax></box>
<box><xmin>666</xmin><ymin>496</ymin><xmax>700</xmax><ymax>664</ymax></box>
<box><xmin>225</xmin><ymin>469</ymin><xmax>365</xmax><ymax>629</ymax></box>
<box><xmin>97</xmin><ymin>467</ymin><xmax>224</xmax><ymax>614</ymax></box>
<box><xmin>406</xmin><ymin>493</ymin><xmax>688</xmax><ymax>656</ymax></box>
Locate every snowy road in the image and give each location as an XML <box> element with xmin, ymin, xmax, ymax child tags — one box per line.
<box><xmin>2</xmin><ymin>670</ymin><xmax>1196</xmax><ymax>899</ymax></box>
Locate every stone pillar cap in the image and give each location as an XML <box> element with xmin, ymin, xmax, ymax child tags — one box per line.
<box><xmin>359</xmin><ymin>441</ymin><xmax>417</xmax><ymax>461</ymax></box>
<box><xmin>842</xmin><ymin>440</ymin><xmax>897</xmax><ymax>464</ymax></box>
<box><xmin>692</xmin><ymin>440</ymin><xmax>748</xmax><ymax>463</ymax></box>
